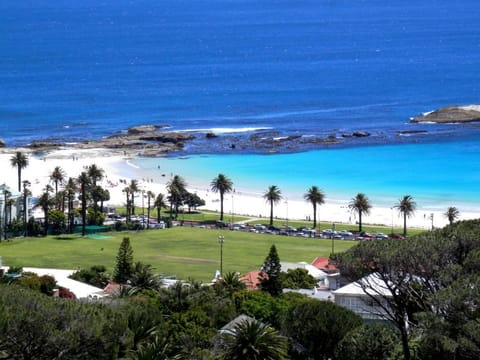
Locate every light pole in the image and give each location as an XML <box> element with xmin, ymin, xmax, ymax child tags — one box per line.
<box><xmin>285</xmin><ymin>198</ymin><xmax>289</xmax><ymax>227</ymax></box>
<box><xmin>390</xmin><ymin>207</ymin><xmax>394</xmax><ymax>234</ymax></box>
<box><xmin>218</xmin><ymin>235</ymin><xmax>225</xmax><ymax>276</ymax></box>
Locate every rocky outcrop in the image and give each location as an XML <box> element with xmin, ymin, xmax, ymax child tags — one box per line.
<box><xmin>22</xmin><ymin>125</ymin><xmax>196</xmax><ymax>157</ymax></box>
<box><xmin>127</xmin><ymin>125</ymin><xmax>167</xmax><ymax>134</ymax></box>
<box><xmin>411</xmin><ymin>105</ymin><xmax>480</xmax><ymax>123</ymax></box>
<box><xmin>0</xmin><ymin>139</ymin><xmax>5</xmax><ymax>148</ymax></box>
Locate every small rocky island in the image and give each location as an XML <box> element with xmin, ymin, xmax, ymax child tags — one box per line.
<box><xmin>411</xmin><ymin>105</ymin><xmax>480</xmax><ymax>123</ymax></box>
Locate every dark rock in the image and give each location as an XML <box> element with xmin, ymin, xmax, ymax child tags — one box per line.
<box><xmin>138</xmin><ymin>132</ymin><xmax>194</xmax><ymax>143</ymax></box>
<box><xmin>28</xmin><ymin>141</ymin><xmax>62</xmax><ymax>149</ymax></box>
<box><xmin>352</xmin><ymin>131</ymin><xmax>370</xmax><ymax>137</ymax></box>
<box><xmin>411</xmin><ymin>105</ymin><xmax>480</xmax><ymax>123</ymax></box>
<box><xmin>127</xmin><ymin>125</ymin><xmax>165</xmax><ymax>134</ymax></box>
<box><xmin>0</xmin><ymin>139</ymin><xmax>5</xmax><ymax>148</ymax></box>
<box><xmin>206</xmin><ymin>132</ymin><xmax>218</xmax><ymax>139</ymax></box>
<box><xmin>341</xmin><ymin>133</ymin><xmax>352</xmax><ymax>138</ymax></box>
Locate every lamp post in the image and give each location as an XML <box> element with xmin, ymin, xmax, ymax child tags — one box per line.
<box><xmin>285</xmin><ymin>198</ymin><xmax>289</xmax><ymax>227</ymax></box>
<box><xmin>390</xmin><ymin>207</ymin><xmax>394</xmax><ymax>234</ymax></box>
<box><xmin>218</xmin><ymin>235</ymin><xmax>225</xmax><ymax>276</ymax></box>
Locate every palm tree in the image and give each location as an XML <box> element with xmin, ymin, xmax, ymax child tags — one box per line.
<box><xmin>211</xmin><ymin>173</ymin><xmax>233</xmax><ymax>221</ymax></box>
<box><xmin>146</xmin><ymin>190</ymin><xmax>155</xmax><ymax>228</ymax></box>
<box><xmin>88</xmin><ymin>165</ymin><xmax>104</xmax><ymax>213</ymax></box>
<box><xmin>444</xmin><ymin>206</ymin><xmax>460</xmax><ymax>225</ymax></box>
<box><xmin>87</xmin><ymin>164</ymin><xmax>104</xmax><ymax>187</ymax></box>
<box><xmin>22</xmin><ymin>180</ymin><xmax>31</xmax><ymax>237</ymax></box>
<box><xmin>129</xmin><ymin>179</ymin><xmax>140</xmax><ymax>215</ymax></box>
<box><xmin>304</xmin><ymin>186</ymin><xmax>325</xmax><ymax>228</ymax></box>
<box><xmin>348</xmin><ymin>193</ymin><xmax>372</xmax><ymax>232</ymax></box>
<box><xmin>166</xmin><ymin>175</ymin><xmax>187</xmax><ymax>219</ymax></box>
<box><xmin>123</xmin><ymin>186</ymin><xmax>132</xmax><ymax>222</ymax></box>
<box><xmin>37</xmin><ymin>185</ymin><xmax>53</xmax><ymax>236</ymax></box>
<box><xmin>218</xmin><ymin>319</ymin><xmax>288</xmax><ymax>360</ymax></box>
<box><xmin>64</xmin><ymin>177</ymin><xmax>77</xmax><ymax>233</ymax></box>
<box><xmin>154</xmin><ymin>193</ymin><xmax>166</xmax><ymax>222</ymax></box>
<box><xmin>263</xmin><ymin>185</ymin><xmax>282</xmax><ymax>226</ymax></box>
<box><xmin>50</xmin><ymin>166</ymin><xmax>66</xmax><ymax>195</ymax></box>
<box><xmin>395</xmin><ymin>195</ymin><xmax>416</xmax><ymax>237</ymax></box>
<box><xmin>77</xmin><ymin>172</ymin><xmax>90</xmax><ymax>236</ymax></box>
<box><xmin>2</xmin><ymin>189</ymin><xmax>11</xmax><ymax>241</ymax></box>
<box><xmin>10</xmin><ymin>151</ymin><xmax>29</xmax><ymax>192</ymax></box>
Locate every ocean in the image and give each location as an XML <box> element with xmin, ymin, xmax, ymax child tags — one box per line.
<box><xmin>1</xmin><ymin>0</ymin><xmax>480</xmax><ymax>209</ymax></box>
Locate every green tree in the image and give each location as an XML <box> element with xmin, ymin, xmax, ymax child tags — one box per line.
<box><xmin>2</xmin><ymin>188</ymin><xmax>11</xmax><ymax>241</ymax></box>
<box><xmin>36</xmin><ymin>185</ymin><xmax>53</xmax><ymax>235</ymax></box>
<box><xmin>154</xmin><ymin>193</ymin><xmax>167</xmax><ymax>223</ymax></box>
<box><xmin>167</xmin><ymin>175</ymin><xmax>187</xmax><ymax>219</ymax></box>
<box><xmin>113</xmin><ymin>237</ymin><xmax>134</xmax><ymax>284</ymax></box>
<box><xmin>77</xmin><ymin>171</ymin><xmax>90</xmax><ymax>236</ymax></box>
<box><xmin>145</xmin><ymin>190</ymin><xmax>155</xmax><ymax>228</ymax></box>
<box><xmin>218</xmin><ymin>319</ymin><xmax>288</xmax><ymax>360</ymax></box>
<box><xmin>64</xmin><ymin>177</ymin><xmax>77</xmax><ymax>233</ymax></box>
<box><xmin>10</xmin><ymin>151</ymin><xmax>29</xmax><ymax>192</ymax></box>
<box><xmin>304</xmin><ymin>185</ymin><xmax>325</xmax><ymax>228</ymax></box>
<box><xmin>335</xmin><ymin>323</ymin><xmax>400</xmax><ymax>360</ymax></box>
<box><xmin>395</xmin><ymin>195</ymin><xmax>416</xmax><ymax>236</ymax></box>
<box><xmin>260</xmin><ymin>244</ymin><xmax>282</xmax><ymax>296</ymax></box>
<box><xmin>49</xmin><ymin>166</ymin><xmax>66</xmax><ymax>196</ymax></box>
<box><xmin>211</xmin><ymin>173</ymin><xmax>233</xmax><ymax>221</ymax></box>
<box><xmin>22</xmin><ymin>180</ymin><xmax>31</xmax><ymax>237</ymax></box>
<box><xmin>283</xmin><ymin>299</ymin><xmax>362</xmax><ymax>360</ymax></box>
<box><xmin>215</xmin><ymin>271</ymin><xmax>246</xmax><ymax>297</ymax></box>
<box><xmin>129</xmin><ymin>179</ymin><xmax>140</xmax><ymax>215</ymax></box>
<box><xmin>263</xmin><ymin>185</ymin><xmax>282</xmax><ymax>226</ymax></box>
<box><xmin>279</xmin><ymin>268</ymin><xmax>317</xmax><ymax>290</ymax></box>
<box><xmin>48</xmin><ymin>209</ymin><xmax>67</xmax><ymax>234</ymax></box>
<box><xmin>444</xmin><ymin>206</ymin><xmax>460</xmax><ymax>225</ymax></box>
<box><xmin>348</xmin><ymin>193</ymin><xmax>371</xmax><ymax>232</ymax></box>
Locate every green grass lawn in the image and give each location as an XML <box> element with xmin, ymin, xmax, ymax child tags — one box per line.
<box><xmin>0</xmin><ymin>227</ymin><xmax>356</xmax><ymax>282</ymax></box>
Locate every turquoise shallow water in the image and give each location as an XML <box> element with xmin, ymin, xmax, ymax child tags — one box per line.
<box><xmin>131</xmin><ymin>139</ymin><xmax>480</xmax><ymax>212</ymax></box>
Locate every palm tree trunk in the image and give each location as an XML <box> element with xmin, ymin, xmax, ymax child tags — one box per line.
<box><xmin>17</xmin><ymin>167</ymin><xmax>21</xmax><ymax>192</ymax></box>
<box><xmin>269</xmin><ymin>200</ymin><xmax>274</xmax><ymax>226</ymax></box>
<box><xmin>358</xmin><ymin>211</ymin><xmax>362</xmax><ymax>232</ymax></box>
<box><xmin>403</xmin><ymin>213</ymin><xmax>407</xmax><ymax>237</ymax></box>
<box><xmin>313</xmin><ymin>204</ymin><xmax>317</xmax><ymax>228</ymax></box>
<box><xmin>220</xmin><ymin>192</ymin><xmax>224</xmax><ymax>221</ymax></box>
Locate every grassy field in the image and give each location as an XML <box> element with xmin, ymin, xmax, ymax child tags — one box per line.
<box><xmin>0</xmin><ymin>227</ymin><xmax>357</xmax><ymax>282</ymax></box>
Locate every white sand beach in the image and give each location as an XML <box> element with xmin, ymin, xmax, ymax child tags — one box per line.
<box><xmin>0</xmin><ymin>148</ymin><xmax>478</xmax><ymax>230</ymax></box>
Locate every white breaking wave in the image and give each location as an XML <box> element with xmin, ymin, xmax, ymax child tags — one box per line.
<box><xmin>177</xmin><ymin>127</ymin><xmax>273</xmax><ymax>134</ymax></box>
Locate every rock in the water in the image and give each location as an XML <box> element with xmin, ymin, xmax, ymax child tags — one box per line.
<box><xmin>352</xmin><ymin>131</ymin><xmax>370</xmax><ymax>137</ymax></box>
<box><xmin>411</xmin><ymin>105</ymin><xmax>480</xmax><ymax>123</ymax></box>
<box><xmin>206</xmin><ymin>132</ymin><xmax>218</xmax><ymax>139</ymax></box>
<box><xmin>127</xmin><ymin>125</ymin><xmax>165</xmax><ymax>134</ymax></box>
<box><xmin>0</xmin><ymin>139</ymin><xmax>5</xmax><ymax>148</ymax></box>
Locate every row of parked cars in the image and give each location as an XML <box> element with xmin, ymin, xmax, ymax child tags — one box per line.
<box><xmin>230</xmin><ymin>223</ymin><xmax>404</xmax><ymax>240</ymax></box>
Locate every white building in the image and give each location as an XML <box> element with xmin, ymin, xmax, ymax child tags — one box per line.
<box><xmin>333</xmin><ymin>273</ymin><xmax>392</xmax><ymax>321</ymax></box>
<box><xmin>0</xmin><ymin>184</ymin><xmax>29</xmax><ymax>240</ymax></box>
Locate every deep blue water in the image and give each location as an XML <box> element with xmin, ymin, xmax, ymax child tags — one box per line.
<box><xmin>2</xmin><ymin>0</ymin><xmax>480</xmax><ymax>206</ymax></box>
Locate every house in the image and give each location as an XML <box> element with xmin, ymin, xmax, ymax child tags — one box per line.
<box><xmin>333</xmin><ymin>273</ymin><xmax>392</xmax><ymax>321</ymax></box>
<box><xmin>281</xmin><ymin>261</ymin><xmax>328</xmax><ymax>281</ymax></box>
<box><xmin>0</xmin><ymin>184</ymin><xmax>29</xmax><ymax>240</ymax></box>
<box><xmin>310</xmin><ymin>257</ymin><xmax>347</xmax><ymax>290</ymax></box>
<box><xmin>239</xmin><ymin>269</ymin><xmax>265</xmax><ymax>290</ymax></box>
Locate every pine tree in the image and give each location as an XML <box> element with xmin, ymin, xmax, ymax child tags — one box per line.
<box><xmin>113</xmin><ymin>237</ymin><xmax>134</xmax><ymax>284</ymax></box>
<box><xmin>260</xmin><ymin>244</ymin><xmax>282</xmax><ymax>296</ymax></box>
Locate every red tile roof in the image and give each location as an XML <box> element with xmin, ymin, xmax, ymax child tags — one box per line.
<box><xmin>240</xmin><ymin>270</ymin><xmax>266</xmax><ymax>290</ymax></box>
<box><xmin>311</xmin><ymin>257</ymin><xmax>339</xmax><ymax>273</ymax></box>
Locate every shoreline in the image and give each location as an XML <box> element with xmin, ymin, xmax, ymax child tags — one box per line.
<box><xmin>0</xmin><ymin>147</ymin><xmax>477</xmax><ymax>231</ymax></box>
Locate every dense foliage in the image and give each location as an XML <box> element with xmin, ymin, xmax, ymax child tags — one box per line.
<box><xmin>338</xmin><ymin>219</ymin><xmax>480</xmax><ymax>360</ymax></box>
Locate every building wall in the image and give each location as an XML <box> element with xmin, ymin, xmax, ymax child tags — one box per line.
<box><xmin>335</xmin><ymin>294</ymin><xmax>390</xmax><ymax>320</ymax></box>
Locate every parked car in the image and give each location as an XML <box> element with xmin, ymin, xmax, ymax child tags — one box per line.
<box><xmin>375</xmin><ymin>232</ymin><xmax>389</xmax><ymax>240</ymax></box>
<box><xmin>389</xmin><ymin>233</ymin><xmax>405</xmax><ymax>240</ymax></box>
